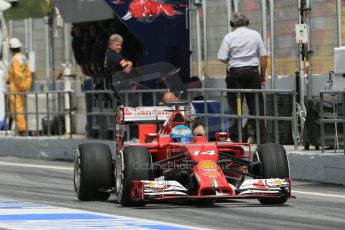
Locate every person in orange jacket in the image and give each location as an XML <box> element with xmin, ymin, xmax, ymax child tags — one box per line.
<box><xmin>7</xmin><ymin>37</ymin><xmax>32</xmax><ymax>135</ymax></box>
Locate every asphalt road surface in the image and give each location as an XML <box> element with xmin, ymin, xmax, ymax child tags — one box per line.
<box><xmin>0</xmin><ymin>156</ymin><xmax>344</xmax><ymax>230</ymax></box>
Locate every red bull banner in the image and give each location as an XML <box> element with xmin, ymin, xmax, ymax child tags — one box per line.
<box><xmin>105</xmin><ymin>0</ymin><xmax>190</xmax><ymax>83</ymax></box>
<box><xmin>108</xmin><ymin>0</ymin><xmax>187</xmax><ymax>22</ymax></box>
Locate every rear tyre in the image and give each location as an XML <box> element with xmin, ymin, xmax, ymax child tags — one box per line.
<box><xmin>255</xmin><ymin>143</ymin><xmax>290</xmax><ymax>205</ymax></box>
<box><xmin>74</xmin><ymin>143</ymin><xmax>113</xmax><ymax>201</ymax></box>
<box><xmin>116</xmin><ymin>146</ymin><xmax>151</xmax><ymax>207</ymax></box>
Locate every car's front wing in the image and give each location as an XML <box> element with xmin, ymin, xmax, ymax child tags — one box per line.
<box><xmin>131</xmin><ymin>178</ymin><xmax>292</xmax><ymax>202</ymax></box>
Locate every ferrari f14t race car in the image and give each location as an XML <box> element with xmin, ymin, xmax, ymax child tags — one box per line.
<box><xmin>74</xmin><ymin>102</ymin><xmax>293</xmax><ymax>206</ymax></box>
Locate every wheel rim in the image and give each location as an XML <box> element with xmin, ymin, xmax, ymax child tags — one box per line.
<box><xmin>252</xmin><ymin>150</ymin><xmax>260</xmax><ymax>179</ymax></box>
<box><xmin>253</xmin><ymin>150</ymin><xmax>260</xmax><ymax>162</ymax></box>
<box><xmin>74</xmin><ymin>149</ymin><xmax>81</xmax><ymax>193</ymax></box>
<box><xmin>115</xmin><ymin>151</ymin><xmax>124</xmax><ymax>198</ymax></box>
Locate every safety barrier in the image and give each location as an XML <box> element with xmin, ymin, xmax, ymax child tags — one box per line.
<box><xmin>117</xmin><ymin>88</ymin><xmax>297</xmax><ymax>147</ymax></box>
<box><xmin>2</xmin><ymin>88</ymin><xmax>297</xmax><ymax>149</ymax></box>
<box><xmin>319</xmin><ymin>90</ymin><xmax>345</xmax><ymax>154</ymax></box>
<box><xmin>84</xmin><ymin>90</ymin><xmax>117</xmax><ymax>140</ymax></box>
<box><xmin>3</xmin><ymin>91</ymin><xmax>73</xmax><ymax>138</ymax></box>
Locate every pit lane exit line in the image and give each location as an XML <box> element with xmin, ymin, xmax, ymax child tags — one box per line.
<box><xmin>0</xmin><ymin>161</ymin><xmax>73</xmax><ymax>171</ymax></box>
<box><xmin>0</xmin><ymin>197</ymin><xmax>199</xmax><ymax>230</ymax></box>
<box><xmin>293</xmin><ymin>190</ymin><xmax>345</xmax><ymax>199</ymax></box>
<box><xmin>1</xmin><ymin>161</ymin><xmax>345</xmax><ymax>199</ymax></box>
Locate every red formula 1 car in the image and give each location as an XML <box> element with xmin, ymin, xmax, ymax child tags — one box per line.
<box><xmin>74</xmin><ymin>102</ymin><xmax>292</xmax><ymax>206</ymax></box>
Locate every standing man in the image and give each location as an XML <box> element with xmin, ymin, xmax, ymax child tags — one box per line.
<box><xmin>7</xmin><ymin>37</ymin><xmax>32</xmax><ymax>135</ymax></box>
<box><xmin>217</xmin><ymin>12</ymin><xmax>267</xmax><ymax>143</ymax></box>
<box><xmin>71</xmin><ymin>24</ymin><xmax>87</xmax><ymax>76</ymax></box>
<box><xmin>104</xmin><ymin>34</ymin><xmax>133</xmax><ymax>92</ymax></box>
<box><xmin>104</xmin><ymin>34</ymin><xmax>136</xmax><ymax>139</ymax></box>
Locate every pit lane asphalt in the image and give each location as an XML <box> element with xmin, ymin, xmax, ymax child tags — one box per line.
<box><xmin>0</xmin><ymin>156</ymin><xmax>344</xmax><ymax>230</ymax></box>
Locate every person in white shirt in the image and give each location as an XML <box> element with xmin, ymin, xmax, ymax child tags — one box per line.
<box><xmin>218</xmin><ymin>12</ymin><xmax>267</xmax><ymax>143</ymax></box>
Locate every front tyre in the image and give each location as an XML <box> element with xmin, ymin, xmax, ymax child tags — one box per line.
<box><xmin>74</xmin><ymin>143</ymin><xmax>113</xmax><ymax>201</ymax></box>
<box><xmin>255</xmin><ymin>143</ymin><xmax>290</xmax><ymax>205</ymax></box>
<box><xmin>116</xmin><ymin>146</ymin><xmax>151</xmax><ymax>207</ymax></box>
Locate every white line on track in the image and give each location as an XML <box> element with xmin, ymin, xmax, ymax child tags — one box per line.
<box><xmin>0</xmin><ymin>161</ymin><xmax>73</xmax><ymax>171</ymax></box>
<box><xmin>293</xmin><ymin>190</ymin><xmax>345</xmax><ymax>199</ymax></box>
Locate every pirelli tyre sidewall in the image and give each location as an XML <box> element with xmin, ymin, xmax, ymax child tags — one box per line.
<box><xmin>74</xmin><ymin>143</ymin><xmax>113</xmax><ymax>201</ymax></box>
<box><xmin>116</xmin><ymin>146</ymin><xmax>151</xmax><ymax>207</ymax></box>
<box><xmin>255</xmin><ymin>143</ymin><xmax>290</xmax><ymax>205</ymax></box>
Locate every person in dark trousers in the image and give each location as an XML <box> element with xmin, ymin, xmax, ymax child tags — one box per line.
<box><xmin>83</xmin><ymin>25</ymin><xmax>96</xmax><ymax>77</ymax></box>
<box><xmin>188</xmin><ymin>76</ymin><xmax>204</xmax><ymax>101</ymax></box>
<box><xmin>71</xmin><ymin>24</ymin><xmax>88</xmax><ymax>76</ymax></box>
<box><xmin>217</xmin><ymin>12</ymin><xmax>267</xmax><ymax>143</ymax></box>
<box><xmin>89</xmin><ymin>24</ymin><xmax>108</xmax><ymax>87</ymax></box>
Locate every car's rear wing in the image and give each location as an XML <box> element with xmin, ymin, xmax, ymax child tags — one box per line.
<box><xmin>117</xmin><ymin>106</ymin><xmax>172</xmax><ymax>124</ymax></box>
<box><xmin>116</xmin><ymin>102</ymin><xmax>196</xmax><ymax>125</ymax></box>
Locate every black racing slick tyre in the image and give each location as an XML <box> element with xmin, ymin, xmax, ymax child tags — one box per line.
<box><xmin>74</xmin><ymin>143</ymin><xmax>113</xmax><ymax>201</ymax></box>
<box><xmin>255</xmin><ymin>143</ymin><xmax>290</xmax><ymax>205</ymax></box>
<box><xmin>116</xmin><ymin>146</ymin><xmax>151</xmax><ymax>207</ymax></box>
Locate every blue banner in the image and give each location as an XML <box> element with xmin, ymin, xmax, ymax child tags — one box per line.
<box><xmin>105</xmin><ymin>0</ymin><xmax>190</xmax><ymax>83</ymax></box>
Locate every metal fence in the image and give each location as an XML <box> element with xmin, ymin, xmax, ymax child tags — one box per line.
<box><xmin>320</xmin><ymin>90</ymin><xmax>345</xmax><ymax>154</ymax></box>
<box><xmin>2</xmin><ymin>88</ymin><xmax>297</xmax><ymax>149</ymax></box>
<box><xmin>3</xmin><ymin>91</ymin><xmax>72</xmax><ymax>138</ymax></box>
<box><xmin>116</xmin><ymin>88</ymin><xmax>297</xmax><ymax>147</ymax></box>
<box><xmin>84</xmin><ymin>90</ymin><xmax>117</xmax><ymax>140</ymax></box>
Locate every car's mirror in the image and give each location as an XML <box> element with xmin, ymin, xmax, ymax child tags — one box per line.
<box><xmin>215</xmin><ymin>132</ymin><xmax>229</xmax><ymax>142</ymax></box>
<box><xmin>145</xmin><ymin>133</ymin><xmax>159</xmax><ymax>143</ymax></box>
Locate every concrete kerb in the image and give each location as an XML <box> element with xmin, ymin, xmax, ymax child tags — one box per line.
<box><xmin>288</xmin><ymin>150</ymin><xmax>345</xmax><ymax>185</ymax></box>
<box><xmin>0</xmin><ymin>137</ymin><xmax>115</xmax><ymax>161</ymax></box>
<box><xmin>0</xmin><ymin>137</ymin><xmax>344</xmax><ymax>185</ymax></box>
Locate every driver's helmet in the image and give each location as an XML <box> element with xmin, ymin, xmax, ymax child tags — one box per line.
<box><xmin>170</xmin><ymin>125</ymin><xmax>193</xmax><ymax>143</ymax></box>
